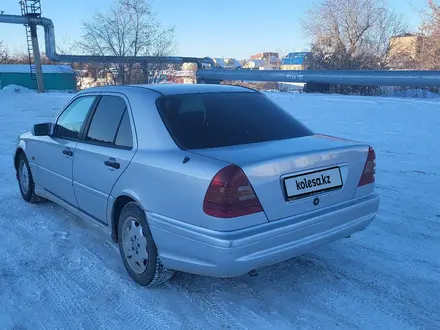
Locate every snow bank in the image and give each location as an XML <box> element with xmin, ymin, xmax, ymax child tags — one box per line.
<box><xmin>0</xmin><ymin>84</ymin><xmax>35</xmax><ymax>94</ymax></box>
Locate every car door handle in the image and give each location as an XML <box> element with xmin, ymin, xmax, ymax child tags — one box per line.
<box><xmin>104</xmin><ymin>158</ymin><xmax>120</xmax><ymax>169</ymax></box>
<box><xmin>62</xmin><ymin>149</ymin><xmax>73</xmax><ymax>156</ymax></box>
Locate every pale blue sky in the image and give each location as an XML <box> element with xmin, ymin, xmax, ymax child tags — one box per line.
<box><xmin>0</xmin><ymin>0</ymin><xmax>428</xmax><ymax>59</ymax></box>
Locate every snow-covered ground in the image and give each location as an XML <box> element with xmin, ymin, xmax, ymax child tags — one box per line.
<box><xmin>0</xmin><ymin>87</ymin><xmax>439</xmax><ymax>329</ymax></box>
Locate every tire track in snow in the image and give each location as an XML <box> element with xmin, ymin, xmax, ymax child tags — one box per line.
<box><xmin>168</xmin><ymin>273</ymin><xmax>283</xmax><ymax>329</ymax></box>
<box><xmin>113</xmin><ymin>290</ymin><xmax>162</xmax><ymax>330</ymax></box>
<box><xmin>42</xmin><ymin>218</ymin><xmax>168</xmax><ymax>330</ymax></box>
<box><xmin>40</xmin><ymin>271</ymin><xmax>85</xmax><ymax>329</ymax></box>
<box><xmin>289</xmin><ymin>246</ymin><xmax>435</xmax><ymax>329</ymax></box>
<box><xmin>169</xmin><ymin>274</ymin><xmax>242</xmax><ymax>329</ymax></box>
<box><xmin>64</xmin><ymin>237</ymin><xmax>178</xmax><ymax>329</ymax></box>
<box><xmin>328</xmin><ymin>244</ymin><xmax>440</xmax><ymax>327</ymax></box>
<box><xmin>25</xmin><ymin>197</ymin><xmax>176</xmax><ymax>329</ymax></box>
<box><xmin>257</xmin><ymin>254</ymin><xmax>362</xmax><ymax>329</ymax></box>
<box><xmin>59</xmin><ymin>264</ymin><xmax>118</xmax><ymax>330</ymax></box>
<box><xmin>75</xmin><ymin>242</ymin><xmax>179</xmax><ymax>329</ymax></box>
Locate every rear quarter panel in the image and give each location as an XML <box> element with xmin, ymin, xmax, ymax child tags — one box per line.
<box><xmin>110</xmin><ymin>148</ymin><xmax>269</xmax><ymax>231</ymax></box>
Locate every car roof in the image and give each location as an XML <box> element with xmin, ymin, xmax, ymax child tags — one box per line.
<box><xmin>134</xmin><ymin>83</ymin><xmax>257</xmax><ymax>95</ymax></box>
<box><xmin>80</xmin><ymin>83</ymin><xmax>257</xmax><ymax>96</ymax></box>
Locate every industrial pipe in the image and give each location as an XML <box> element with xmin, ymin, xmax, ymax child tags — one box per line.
<box><xmin>0</xmin><ymin>14</ymin><xmax>213</xmax><ymax>65</ymax></box>
<box><xmin>4</xmin><ymin>13</ymin><xmax>440</xmax><ymax>87</ymax></box>
<box><xmin>196</xmin><ymin>69</ymin><xmax>440</xmax><ymax>87</ymax></box>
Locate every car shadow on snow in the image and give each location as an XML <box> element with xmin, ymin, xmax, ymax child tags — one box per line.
<box><xmin>166</xmin><ymin>251</ymin><xmax>340</xmax><ymax>296</ymax></box>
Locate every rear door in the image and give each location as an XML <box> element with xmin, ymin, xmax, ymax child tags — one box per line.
<box><xmin>33</xmin><ymin>95</ymin><xmax>98</xmax><ymax>206</ymax></box>
<box><xmin>72</xmin><ymin>94</ymin><xmax>137</xmax><ymax>224</ymax></box>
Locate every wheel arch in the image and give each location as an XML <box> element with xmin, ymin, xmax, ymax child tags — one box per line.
<box><xmin>14</xmin><ymin>139</ymin><xmax>28</xmax><ymax>172</ymax></box>
<box><xmin>14</xmin><ymin>148</ymin><xmax>24</xmax><ymax>170</ymax></box>
<box><xmin>13</xmin><ymin>148</ymin><xmax>27</xmax><ymax>177</ymax></box>
<box><xmin>110</xmin><ymin>192</ymin><xmax>145</xmax><ymax>243</ymax></box>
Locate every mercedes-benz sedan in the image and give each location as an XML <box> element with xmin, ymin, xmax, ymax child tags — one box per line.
<box><xmin>14</xmin><ymin>84</ymin><xmax>380</xmax><ymax>286</ymax></box>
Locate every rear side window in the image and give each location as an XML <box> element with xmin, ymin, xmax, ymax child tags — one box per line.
<box><xmin>85</xmin><ymin>95</ymin><xmax>132</xmax><ymax>148</ymax></box>
<box><xmin>156</xmin><ymin>92</ymin><xmax>313</xmax><ymax>150</ymax></box>
<box><xmin>115</xmin><ymin>111</ymin><xmax>133</xmax><ymax>148</ymax></box>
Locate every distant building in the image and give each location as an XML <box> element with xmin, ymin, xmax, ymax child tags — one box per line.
<box><xmin>181</xmin><ymin>62</ymin><xmax>198</xmax><ymax>71</ymax></box>
<box><xmin>250</xmin><ymin>52</ymin><xmax>280</xmax><ymax>67</ymax></box>
<box><xmin>243</xmin><ymin>59</ymin><xmax>274</xmax><ymax>70</ymax></box>
<box><xmin>0</xmin><ymin>64</ymin><xmax>76</xmax><ymax>91</ymax></box>
<box><xmin>389</xmin><ymin>33</ymin><xmax>425</xmax><ymax>62</ymax></box>
<box><xmin>212</xmin><ymin>58</ymin><xmax>241</xmax><ymax>69</ymax></box>
<box><xmin>281</xmin><ymin>52</ymin><xmax>310</xmax><ymax>70</ymax></box>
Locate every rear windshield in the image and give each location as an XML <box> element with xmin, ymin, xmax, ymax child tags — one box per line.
<box><xmin>156</xmin><ymin>92</ymin><xmax>313</xmax><ymax>150</ymax></box>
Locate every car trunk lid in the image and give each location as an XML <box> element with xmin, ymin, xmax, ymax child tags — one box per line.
<box><xmin>190</xmin><ymin>134</ymin><xmax>370</xmax><ymax>221</ymax></box>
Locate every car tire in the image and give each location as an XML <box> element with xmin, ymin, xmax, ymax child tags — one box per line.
<box><xmin>118</xmin><ymin>202</ymin><xmax>174</xmax><ymax>286</ymax></box>
<box><xmin>17</xmin><ymin>153</ymin><xmax>42</xmax><ymax>203</ymax></box>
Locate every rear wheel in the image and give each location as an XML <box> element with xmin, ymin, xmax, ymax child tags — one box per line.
<box><xmin>17</xmin><ymin>153</ymin><xmax>41</xmax><ymax>203</ymax></box>
<box><xmin>118</xmin><ymin>202</ymin><xmax>174</xmax><ymax>286</ymax></box>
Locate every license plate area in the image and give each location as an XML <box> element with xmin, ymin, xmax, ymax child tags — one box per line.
<box><xmin>283</xmin><ymin>166</ymin><xmax>343</xmax><ymax>201</ymax></box>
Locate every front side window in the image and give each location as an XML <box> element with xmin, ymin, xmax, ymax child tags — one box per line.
<box><xmin>55</xmin><ymin>96</ymin><xmax>96</xmax><ymax>140</ymax></box>
<box><xmin>86</xmin><ymin>95</ymin><xmax>131</xmax><ymax>148</ymax></box>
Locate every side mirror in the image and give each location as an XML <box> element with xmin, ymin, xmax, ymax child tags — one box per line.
<box><xmin>32</xmin><ymin>123</ymin><xmax>52</xmax><ymax>136</ymax></box>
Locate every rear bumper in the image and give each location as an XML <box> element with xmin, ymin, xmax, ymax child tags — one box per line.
<box><xmin>148</xmin><ymin>193</ymin><xmax>380</xmax><ymax>278</ymax></box>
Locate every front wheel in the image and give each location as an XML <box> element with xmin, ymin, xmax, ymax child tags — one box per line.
<box><xmin>118</xmin><ymin>202</ymin><xmax>174</xmax><ymax>286</ymax></box>
<box><xmin>17</xmin><ymin>153</ymin><xmax>41</xmax><ymax>203</ymax></box>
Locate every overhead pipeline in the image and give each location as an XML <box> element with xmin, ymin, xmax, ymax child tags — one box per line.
<box><xmin>0</xmin><ymin>14</ymin><xmax>213</xmax><ymax>65</ymax></box>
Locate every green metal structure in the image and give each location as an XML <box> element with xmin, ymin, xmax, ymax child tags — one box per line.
<box><xmin>0</xmin><ymin>64</ymin><xmax>76</xmax><ymax>91</ymax></box>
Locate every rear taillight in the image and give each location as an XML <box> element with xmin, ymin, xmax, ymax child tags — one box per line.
<box><xmin>358</xmin><ymin>147</ymin><xmax>376</xmax><ymax>187</ymax></box>
<box><xmin>203</xmin><ymin>165</ymin><xmax>263</xmax><ymax>218</ymax></box>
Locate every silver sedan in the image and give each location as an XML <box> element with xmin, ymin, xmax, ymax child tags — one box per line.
<box><xmin>14</xmin><ymin>84</ymin><xmax>380</xmax><ymax>286</ymax></box>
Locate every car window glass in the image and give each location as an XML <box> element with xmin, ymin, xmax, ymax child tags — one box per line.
<box><xmin>56</xmin><ymin>96</ymin><xmax>95</xmax><ymax>139</ymax></box>
<box><xmin>86</xmin><ymin>95</ymin><xmax>127</xmax><ymax>146</ymax></box>
<box><xmin>115</xmin><ymin>110</ymin><xmax>133</xmax><ymax>148</ymax></box>
<box><xmin>179</xmin><ymin>94</ymin><xmax>206</xmax><ymax>116</ymax></box>
<box><xmin>156</xmin><ymin>92</ymin><xmax>314</xmax><ymax>150</ymax></box>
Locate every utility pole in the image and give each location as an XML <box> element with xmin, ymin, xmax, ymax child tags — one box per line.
<box><xmin>29</xmin><ymin>22</ymin><xmax>44</xmax><ymax>92</ymax></box>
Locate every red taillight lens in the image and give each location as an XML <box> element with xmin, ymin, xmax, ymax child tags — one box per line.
<box><xmin>203</xmin><ymin>165</ymin><xmax>263</xmax><ymax>218</ymax></box>
<box><xmin>358</xmin><ymin>147</ymin><xmax>376</xmax><ymax>187</ymax></box>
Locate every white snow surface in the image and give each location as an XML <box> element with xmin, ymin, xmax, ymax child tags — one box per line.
<box><xmin>0</xmin><ymin>89</ymin><xmax>439</xmax><ymax>329</ymax></box>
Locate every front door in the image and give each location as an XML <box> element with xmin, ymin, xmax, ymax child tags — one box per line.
<box><xmin>73</xmin><ymin>95</ymin><xmax>136</xmax><ymax>224</ymax></box>
<box><xmin>32</xmin><ymin>95</ymin><xmax>97</xmax><ymax>206</ymax></box>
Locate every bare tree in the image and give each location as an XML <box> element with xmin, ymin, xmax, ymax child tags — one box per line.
<box><xmin>417</xmin><ymin>0</ymin><xmax>440</xmax><ymax>70</ymax></box>
<box><xmin>302</xmin><ymin>0</ymin><xmax>408</xmax><ymax>70</ymax></box>
<box><xmin>0</xmin><ymin>41</ymin><xmax>11</xmax><ymax>64</ymax></box>
<box><xmin>77</xmin><ymin>0</ymin><xmax>176</xmax><ymax>85</ymax></box>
